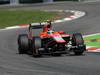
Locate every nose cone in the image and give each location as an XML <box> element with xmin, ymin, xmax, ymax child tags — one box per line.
<box><xmin>52</xmin><ymin>33</ymin><xmax>66</xmax><ymax>43</ymax></box>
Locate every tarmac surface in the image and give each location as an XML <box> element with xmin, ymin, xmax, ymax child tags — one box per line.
<box><xmin>0</xmin><ymin>2</ymin><xmax>100</xmax><ymax>75</ymax></box>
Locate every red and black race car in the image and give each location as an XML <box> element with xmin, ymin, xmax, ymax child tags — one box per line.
<box><xmin>18</xmin><ymin>21</ymin><xmax>86</xmax><ymax>57</ymax></box>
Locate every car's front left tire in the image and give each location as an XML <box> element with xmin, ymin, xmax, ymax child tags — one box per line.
<box><xmin>31</xmin><ymin>37</ymin><xmax>41</xmax><ymax>57</ymax></box>
<box><xmin>18</xmin><ymin>34</ymin><xmax>29</xmax><ymax>54</ymax></box>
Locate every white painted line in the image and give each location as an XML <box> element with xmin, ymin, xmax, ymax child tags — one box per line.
<box><xmin>86</xmin><ymin>46</ymin><xmax>93</xmax><ymax>49</ymax></box>
<box><xmin>83</xmin><ymin>33</ymin><xmax>100</xmax><ymax>37</ymax></box>
<box><xmin>6</xmin><ymin>26</ymin><xmax>21</xmax><ymax>29</ymax></box>
<box><xmin>63</xmin><ymin>18</ymin><xmax>72</xmax><ymax>21</ymax></box>
<box><xmin>54</xmin><ymin>20</ymin><xmax>63</xmax><ymax>23</ymax></box>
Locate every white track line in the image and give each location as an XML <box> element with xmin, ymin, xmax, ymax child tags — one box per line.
<box><xmin>84</xmin><ymin>33</ymin><xmax>100</xmax><ymax>37</ymax></box>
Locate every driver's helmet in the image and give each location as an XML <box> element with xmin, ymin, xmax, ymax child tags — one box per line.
<box><xmin>47</xmin><ymin>30</ymin><xmax>54</xmax><ymax>34</ymax></box>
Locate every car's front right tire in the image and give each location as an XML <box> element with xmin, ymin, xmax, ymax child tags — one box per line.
<box><xmin>72</xmin><ymin>33</ymin><xmax>86</xmax><ymax>55</ymax></box>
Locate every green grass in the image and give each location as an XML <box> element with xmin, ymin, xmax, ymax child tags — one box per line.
<box><xmin>85</xmin><ymin>42</ymin><xmax>100</xmax><ymax>47</ymax></box>
<box><xmin>84</xmin><ymin>35</ymin><xmax>100</xmax><ymax>40</ymax></box>
<box><xmin>84</xmin><ymin>34</ymin><xmax>100</xmax><ymax>47</ymax></box>
<box><xmin>0</xmin><ymin>10</ymin><xmax>58</xmax><ymax>28</ymax></box>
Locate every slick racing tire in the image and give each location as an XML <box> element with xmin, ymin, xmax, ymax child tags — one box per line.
<box><xmin>32</xmin><ymin>37</ymin><xmax>41</xmax><ymax>57</ymax></box>
<box><xmin>72</xmin><ymin>33</ymin><xmax>86</xmax><ymax>55</ymax></box>
<box><xmin>52</xmin><ymin>53</ymin><xmax>61</xmax><ymax>56</ymax></box>
<box><xmin>18</xmin><ymin>34</ymin><xmax>29</xmax><ymax>54</ymax></box>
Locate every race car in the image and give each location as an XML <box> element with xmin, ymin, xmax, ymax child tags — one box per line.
<box><xmin>18</xmin><ymin>21</ymin><xmax>86</xmax><ymax>57</ymax></box>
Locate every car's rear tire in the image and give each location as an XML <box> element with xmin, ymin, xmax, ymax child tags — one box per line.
<box><xmin>31</xmin><ymin>37</ymin><xmax>41</xmax><ymax>57</ymax></box>
<box><xmin>18</xmin><ymin>34</ymin><xmax>29</xmax><ymax>54</ymax></box>
<box><xmin>72</xmin><ymin>33</ymin><xmax>86</xmax><ymax>55</ymax></box>
<box><xmin>52</xmin><ymin>53</ymin><xmax>61</xmax><ymax>56</ymax></box>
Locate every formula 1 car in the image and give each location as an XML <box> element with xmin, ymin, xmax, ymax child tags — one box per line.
<box><xmin>18</xmin><ymin>21</ymin><xmax>86</xmax><ymax>57</ymax></box>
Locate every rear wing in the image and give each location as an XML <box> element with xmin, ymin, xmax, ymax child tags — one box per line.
<box><xmin>29</xmin><ymin>20</ymin><xmax>52</xmax><ymax>31</ymax></box>
<box><xmin>29</xmin><ymin>22</ymin><xmax>50</xmax><ymax>29</ymax></box>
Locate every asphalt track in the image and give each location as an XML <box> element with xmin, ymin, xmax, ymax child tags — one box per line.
<box><xmin>0</xmin><ymin>2</ymin><xmax>100</xmax><ymax>75</ymax></box>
